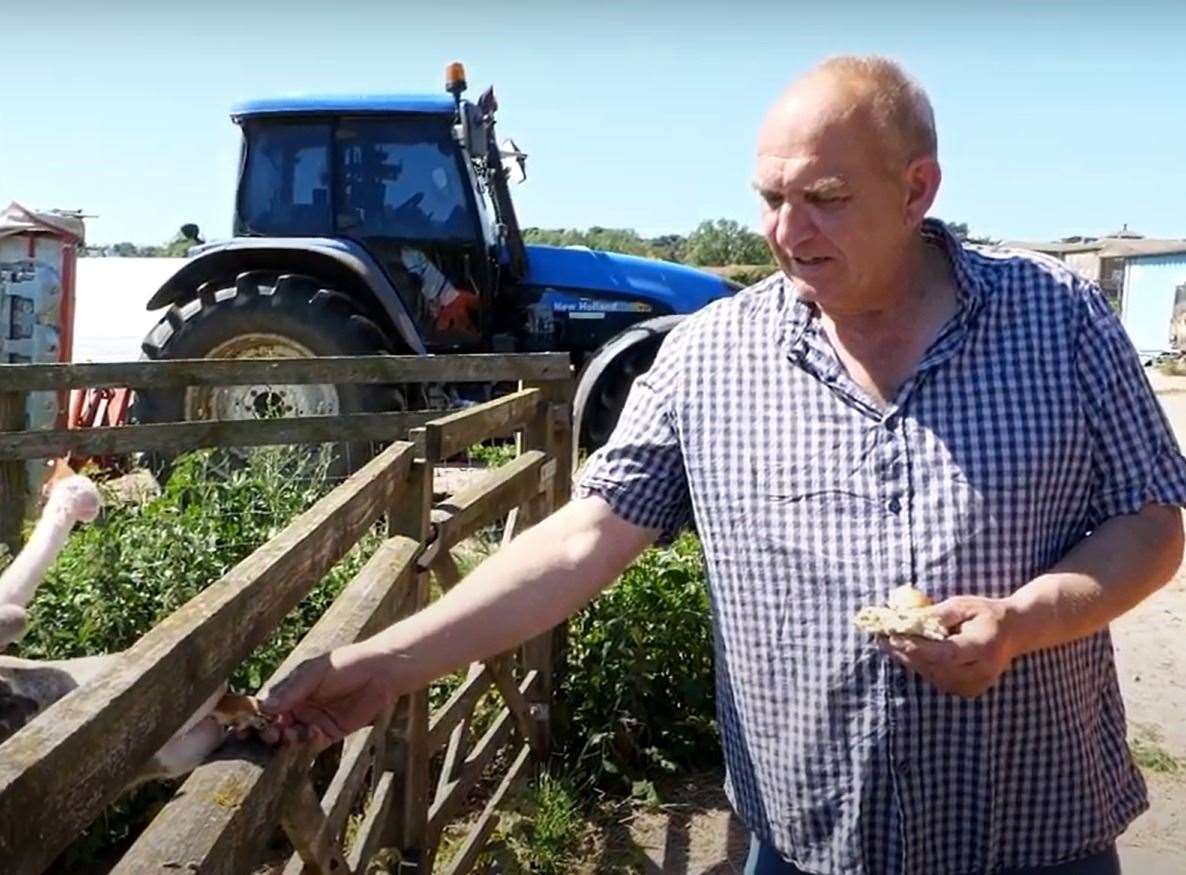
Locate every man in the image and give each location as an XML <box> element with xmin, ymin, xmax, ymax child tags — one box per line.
<box><xmin>261</xmin><ymin>56</ymin><xmax>1186</xmax><ymax>874</ymax></box>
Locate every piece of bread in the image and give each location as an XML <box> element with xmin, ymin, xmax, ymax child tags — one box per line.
<box><xmin>886</xmin><ymin>584</ymin><xmax>933</xmax><ymax>610</ymax></box>
<box><xmin>853</xmin><ymin>586</ymin><xmax>948</xmax><ymax>640</ymax></box>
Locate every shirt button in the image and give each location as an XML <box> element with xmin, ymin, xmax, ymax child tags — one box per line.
<box><xmin>884</xmin><ymin>415</ymin><xmax>899</xmax><ymax>432</ymax></box>
<box><xmin>887</xmin><ymin>497</ymin><xmax>902</xmax><ymax>514</ymax></box>
<box><xmin>896</xmin><ymin>757</ymin><xmax>912</xmax><ymax>775</ymax></box>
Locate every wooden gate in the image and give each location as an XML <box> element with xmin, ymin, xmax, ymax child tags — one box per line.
<box><xmin>0</xmin><ymin>353</ymin><xmax>573</xmax><ymax>873</ymax></box>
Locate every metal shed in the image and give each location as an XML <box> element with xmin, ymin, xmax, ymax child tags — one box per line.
<box><xmin>1120</xmin><ymin>249</ymin><xmax>1186</xmax><ymax>356</ymax></box>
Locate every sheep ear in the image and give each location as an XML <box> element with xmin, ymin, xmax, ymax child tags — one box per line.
<box><xmin>40</xmin><ymin>459</ymin><xmax>76</xmax><ymax>502</ymax></box>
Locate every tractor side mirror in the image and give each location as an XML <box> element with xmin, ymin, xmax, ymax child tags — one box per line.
<box><xmin>500</xmin><ymin>139</ymin><xmax>527</xmax><ymax>185</ymax></box>
<box><xmin>180</xmin><ymin>223</ymin><xmax>204</xmax><ymax>244</ymax></box>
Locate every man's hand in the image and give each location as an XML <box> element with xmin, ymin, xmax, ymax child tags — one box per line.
<box><xmin>879</xmin><ymin>596</ymin><xmax>1020</xmax><ymax>698</ymax></box>
<box><xmin>257</xmin><ymin>496</ymin><xmax>657</xmax><ymax>750</ymax></box>
<box><xmin>259</xmin><ymin>643</ymin><xmax>400</xmax><ymax>749</ymax></box>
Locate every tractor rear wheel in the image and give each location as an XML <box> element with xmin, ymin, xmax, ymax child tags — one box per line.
<box><xmin>131</xmin><ymin>271</ymin><xmax>404</xmax><ymax>479</ymax></box>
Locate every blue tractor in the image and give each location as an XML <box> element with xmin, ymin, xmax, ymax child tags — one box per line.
<box><xmin>132</xmin><ymin>64</ymin><xmax>738</xmax><ymax>457</ymax></box>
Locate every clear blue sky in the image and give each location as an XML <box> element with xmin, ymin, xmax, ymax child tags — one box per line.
<box><xmin>5</xmin><ymin>1</ymin><xmax>1184</xmax><ymax>247</ymax></box>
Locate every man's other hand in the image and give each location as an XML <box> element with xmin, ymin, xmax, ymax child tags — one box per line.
<box><xmin>879</xmin><ymin>596</ymin><xmax>1020</xmax><ymax>698</ymax></box>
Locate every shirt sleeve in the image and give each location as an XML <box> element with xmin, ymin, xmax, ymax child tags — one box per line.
<box><xmin>1075</xmin><ymin>281</ymin><xmax>1186</xmax><ymax>527</ymax></box>
<box><xmin>574</xmin><ymin>326</ymin><xmax>693</xmax><ymax>541</ymax></box>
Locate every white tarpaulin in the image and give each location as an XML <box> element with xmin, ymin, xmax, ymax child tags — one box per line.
<box><xmin>0</xmin><ymin>202</ymin><xmax>85</xmax><ymax>244</ymax></box>
<box><xmin>74</xmin><ymin>257</ymin><xmax>186</xmax><ymax>361</ymax></box>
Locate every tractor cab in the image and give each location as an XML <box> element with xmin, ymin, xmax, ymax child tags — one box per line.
<box><xmin>229</xmin><ymin>74</ymin><xmax>522</xmax><ymax>351</ymax></box>
<box><xmin>138</xmin><ymin>63</ymin><xmax>737</xmax><ymax>461</ymax></box>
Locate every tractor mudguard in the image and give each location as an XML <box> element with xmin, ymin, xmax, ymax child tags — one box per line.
<box><xmin>145</xmin><ymin>237</ymin><xmax>427</xmax><ymax>354</ymax></box>
<box><xmin>573</xmin><ymin>314</ymin><xmax>686</xmax><ymax>450</ymax></box>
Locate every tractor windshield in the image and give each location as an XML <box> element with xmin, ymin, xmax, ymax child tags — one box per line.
<box><xmin>236</xmin><ymin>116</ymin><xmax>477</xmax><ymax>243</ymax></box>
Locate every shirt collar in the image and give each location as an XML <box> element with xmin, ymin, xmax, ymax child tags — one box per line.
<box><xmin>922</xmin><ymin>217</ymin><xmax>986</xmax><ymax>318</ymax></box>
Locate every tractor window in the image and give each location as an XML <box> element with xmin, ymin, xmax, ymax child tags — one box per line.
<box><xmin>334</xmin><ymin>118</ymin><xmax>476</xmax><ymax>242</ymax></box>
<box><xmin>238</xmin><ymin>121</ymin><xmax>332</xmax><ymax>236</ymax></box>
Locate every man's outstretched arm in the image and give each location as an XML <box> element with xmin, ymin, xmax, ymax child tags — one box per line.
<box><xmin>261</xmin><ymin>495</ymin><xmax>657</xmax><ymax>744</ymax></box>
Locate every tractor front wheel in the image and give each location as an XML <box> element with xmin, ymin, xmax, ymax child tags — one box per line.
<box><xmin>578</xmin><ymin>340</ymin><xmax>661</xmax><ymax>450</ymax></box>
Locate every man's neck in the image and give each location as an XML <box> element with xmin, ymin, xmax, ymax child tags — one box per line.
<box><xmin>817</xmin><ymin>237</ymin><xmax>944</xmax><ymax>339</ymax></box>
<box><xmin>812</xmin><ymin>237</ymin><xmax>960</xmax><ymax>409</ymax></box>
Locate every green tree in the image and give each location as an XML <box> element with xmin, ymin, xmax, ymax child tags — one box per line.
<box><xmin>522</xmin><ymin>227</ymin><xmax>582</xmax><ymax>248</ymax></box>
<box><xmin>648</xmin><ymin>233</ymin><xmax>686</xmax><ymax>263</ymax></box>
<box><xmin>946</xmin><ymin>220</ymin><xmax>997</xmax><ymax>246</ymax></box>
<box><xmin>683</xmin><ymin>219</ymin><xmax>771</xmax><ymax>266</ymax></box>
<box><xmin>160</xmin><ymin>232</ymin><xmax>194</xmax><ymax>257</ymax></box>
<box><xmin>582</xmin><ymin>227</ymin><xmax>653</xmax><ymax>257</ymax></box>
<box><xmin>525</xmin><ymin>220</ymin><xmax>775</xmax><ymax>265</ymax></box>
<box><xmin>523</xmin><ymin>226</ymin><xmax>656</xmax><ymax>257</ymax></box>
<box><xmin>81</xmin><ymin>231</ymin><xmax>194</xmax><ymax>258</ymax></box>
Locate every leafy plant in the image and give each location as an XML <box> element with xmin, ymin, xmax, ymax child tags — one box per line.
<box><xmin>16</xmin><ymin>446</ymin><xmax>383</xmax><ymax>689</ymax></box>
<box><xmin>559</xmin><ymin>532</ymin><xmax>719</xmax><ymax>789</ymax></box>
<box><xmin>466</xmin><ymin>440</ymin><xmax>518</xmax><ymax>468</ymax></box>
<box><xmin>504</xmin><ymin>772</ymin><xmax>584</xmax><ymax>873</ymax></box>
<box><xmin>683</xmin><ymin>218</ymin><xmax>771</xmax><ymax>267</ymax></box>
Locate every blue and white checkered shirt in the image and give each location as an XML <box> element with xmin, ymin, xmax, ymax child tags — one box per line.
<box><xmin>576</xmin><ymin>219</ymin><xmax>1186</xmax><ymax>874</ymax></box>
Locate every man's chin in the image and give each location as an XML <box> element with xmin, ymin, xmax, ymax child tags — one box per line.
<box><xmin>787</xmin><ymin>275</ymin><xmax>825</xmax><ymax>302</ymax></box>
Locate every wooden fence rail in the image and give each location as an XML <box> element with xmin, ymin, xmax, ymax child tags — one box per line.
<box><xmin>0</xmin><ymin>353</ymin><xmax>574</xmax><ymax>874</ymax></box>
<box><xmin>0</xmin><ymin>352</ymin><xmax>569</xmax><ymax>554</ymax></box>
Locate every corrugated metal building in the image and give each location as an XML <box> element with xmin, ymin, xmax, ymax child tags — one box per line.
<box><xmin>1121</xmin><ymin>251</ymin><xmax>1186</xmax><ymax>355</ymax></box>
<box><xmin>1002</xmin><ymin>233</ymin><xmax>1186</xmax><ymax>356</ymax></box>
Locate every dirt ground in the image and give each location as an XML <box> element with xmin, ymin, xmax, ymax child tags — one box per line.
<box><xmin>607</xmin><ymin>371</ymin><xmax>1186</xmax><ymax>874</ymax></box>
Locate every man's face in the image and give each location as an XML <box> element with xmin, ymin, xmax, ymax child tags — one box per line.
<box><xmin>754</xmin><ymin>84</ymin><xmax>918</xmax><ymax>311</ymax></box>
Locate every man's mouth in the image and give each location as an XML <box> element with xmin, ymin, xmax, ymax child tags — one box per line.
<box><xmin>792</xmin><ymin>255</ymin><xmax>831</xmax><ymax>267</ymax></box>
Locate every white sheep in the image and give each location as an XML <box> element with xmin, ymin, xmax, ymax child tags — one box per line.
<box><xmin>0</xmin><ymin>472</ymin><xmax>262</xmax><ymax>785</ymax></box>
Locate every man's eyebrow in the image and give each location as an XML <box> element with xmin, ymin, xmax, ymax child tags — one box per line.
<box><xmin>802</xmin><ymin>176</ymin><xmax>849</xmax><ymax>197</ymax></box>
<box><xmin>750</xmin><ymin>176</ymin><xmax>850</xmax><ymax>197</ymax></box>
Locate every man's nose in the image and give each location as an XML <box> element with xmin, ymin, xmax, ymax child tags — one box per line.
<box><xmin>775</xmin><ymin>202</ymin><xmax>816</xmax><ymax>250</ymax></box>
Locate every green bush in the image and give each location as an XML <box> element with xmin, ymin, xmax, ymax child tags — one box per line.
<box><xmin>559</xmin><ymin>532</ymin><xmax>719</xmax><ymax>791</ymax></box>
<box><xmin>684</xmin><ymin>219</ymin><xmax>772</xmax><ymax>267</ymax></box>
<box><xmin>16</xmin><ymin>446</ymin><xmax>383</xmax><ymax>690</ymax></box>
<box><xmin>466</xmin><ymin>439</ymin><xmax>518</xmax><ymax>469</ymax></box>
<box><xmin>7</xmin><ymin>446</ymin><xmax>383</xmax><ymax>869</ymax></box>
<box><xmin>6</xmin><ymin>443</ymin><xmax>726</xmax><ymax>863</ymax></box>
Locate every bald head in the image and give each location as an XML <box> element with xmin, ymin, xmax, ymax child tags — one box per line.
<box><xmin>753</xmin><ymin>55</ymin><xmax>944</xmax><ymax>311</ymax></box>
<box><xmin>760</xmin><ymin>55</ymin><xmax>937</xmax><ymax>173</ymax></box>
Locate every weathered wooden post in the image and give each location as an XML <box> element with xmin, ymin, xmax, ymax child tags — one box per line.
<box><xmin>0</xmin><ymin>391</ymin><xmax>28</xmax><ymax>557</ymax></box>
<box><xmin>386</xmin><ymin>444</ymin><xmax>433</xmax><ymax>871</ymax></box>
<box><xmin>517</xmin><ymin>378</ymin><xmax>575</xmax><ymax>759</ymax></box>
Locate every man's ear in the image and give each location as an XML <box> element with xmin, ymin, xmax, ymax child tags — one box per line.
<box><xmin>903</xmin><ymin>156</ymin><xmax>941</xmax><ymax>227</ymax></box>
